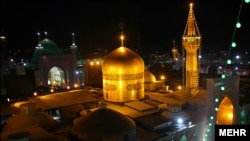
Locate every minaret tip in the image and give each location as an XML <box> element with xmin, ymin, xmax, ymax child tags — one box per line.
<box><xmin>71</xmin><ymin>32</ymin><xmax>77</xmax><ymax>48</ymax></box>
<box><xmin>72</xmin><ymin>32</ymin><xmax>76</xmax><ymax>46</ymax></box>
<box><xmin>37</xmin><ymin>32</ymin><xmax>41</xmax><ymax>47</ymax></box>
<box><xmin>189</xmin><ymin>3</ymin><xmax>193</xmax><ymax>7</ymax></box>
<box><xmin>36</xmin><ymin>32</ymin><xmax>43</xmax><ymax>49</ymax></box>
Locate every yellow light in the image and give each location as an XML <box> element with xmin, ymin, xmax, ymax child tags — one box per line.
<box><xmin>74</xmin><ymin>84</ymin><xmax>79</xmax><ymax>88</ymax></box>
<box><xmin>120</xmin><ymin>35</ymin><xmax>124</xmax><ymax>40</ymax></box>
<box><xmin>119</xmin><ymin>47</ymin><xmax>125</xmax><ymax>52</ymax></box>
<box><xmin>178</xmin><ymin>86</ymin><xmax>182</xmax><ymax>90</ymax></box>
<box><xmin>160</xmin><ymin>75</ymin><xmax>165</xmax><ymax>80</ymax></box>
<box><xmin>0</xmin><ymin>36</ymin><xmax>6</xmax><ymax>39</ymax></box>
<box><xmin>95</xmin><ymin>61</ymin><xmax>100</xmax><ymax>65</ymax></box>
<box><xmin>227</xmin><ymin>113</ymin><xmax>233</xmax><ymax>119</ymax></box>
<box><xmin>90</xmin><ymin>61</ymin><xmax>94</xmax><ymax>66</ymax></box>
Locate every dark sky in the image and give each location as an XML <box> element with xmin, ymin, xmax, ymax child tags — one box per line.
<box><xmin>1</xmin><ymin>0</ymin><xmax>249</xmax><ymax>57</ymax></box>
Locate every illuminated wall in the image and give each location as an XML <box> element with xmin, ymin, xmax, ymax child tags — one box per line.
<box><xmin>217</xmin><ymin>97</ymin><xmax>234</xmax><ymax>125</ymax></box>
<box><xmin>102</xmin><ymin>46</ymin><xmax>144</xmax><ymax>102</ymax></box>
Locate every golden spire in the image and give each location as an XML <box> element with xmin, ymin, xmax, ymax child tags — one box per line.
<box><xmin>183</xmin><ymin>3</ymin><xmax>201</xmax><ymax>37</ymax></box>
<box><xmin>120</xmin><ymin>35</ymin><xmax>124</xmax><ymax>47</ymax></box>
<box><xmin>119</xmin><ymin>18</ymin><xmax>125</xmax><ymax>46</ymax></box>
<box><xmin>182</xmin><ymin>3</ymin><xmax>202</xmax><ymax>90</ymax></box>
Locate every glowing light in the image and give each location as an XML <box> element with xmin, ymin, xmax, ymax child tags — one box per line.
<box><xmin>210</xmin><ymin>116</ymin><xmax>214</xmax><ymax>120</ymax></box>
<box><xmin>74</xmin><ymin>83</ymin><xmax>79</xmax><ymax>88</ymax></box>
<box><xmin>177</xmin><ymin>118</ymin><xmax>183</xmax><ymax>124</ymax></box>
<box><xmin>215</xmin><ymin>98</ymin><xmax>219</xmax><ymax>102</ymax></box>
<box><xmin>227</xmin><ymin>59</ymin><xmax>232</xmax><ymax>64</ymax></box>
<box><xmin>119</xmin><ymin>47</ymin><xmax>126</xmax><ymax>52</ymax></box>
<box><xmin>231</xmin><ymin>42</ymin><xmax>237</xmax><ymax>48</ymax></box>
<box><xmin>221</xmin><ymin>74</ymin><xmax>226</xmax><ymax>79</ymax></box>
<box><xmin>227</xmin><ymin>113</ymin><xmax>234</xmax><ymax>119</ymax></box>
<box><xmin>95</xmin><ymin>61</ymin><xmax>100</xmax><ymax>65</ymax></box>
<box><xmin>215</xmin><ymin>107</ymin><xmax>218</xmax><ymax>111</ymax></box>
<box><xmin>160</xmin><ymin>75</ymin><xmax>165</xmax><ymax>80</ymax></box>
<box><xmin>177</xmin><ymin>85</ymin><xmax>182</xmax><ymax>90</ymax></box>
<box><xmin>220</xmin><ymin>86</ymin><xmax>225</xmax><ymax>91</ymax></box>
<box><xmin>236</xmin><ymin>22</ymin><xmax>241</xmax><ymax>28</ymax></box>
<box><xmin>245</xmin><ymin>0</ymin><xmax>250</xmax><ymax>3</ymax></box>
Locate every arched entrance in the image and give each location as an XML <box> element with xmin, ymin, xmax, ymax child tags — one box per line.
<box><xmin>179</xmin><ymin>135</ymin><xmax>187</xmax><ymax>141</ymax></box>
<box><xmin>217</xmin><ymin>96</ymin><xmax>234</xmax><ymax>125</ymax></box>
<box><xmin>48</xmin><ymin>66</ymin><xmax>66</xmax><ymax>88</ymax></box>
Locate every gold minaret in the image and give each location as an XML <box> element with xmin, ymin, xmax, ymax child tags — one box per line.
<box><xmin>182</xmin><ymin>3</ymin><xmax>201</xmax><ymax>89</ymax></box>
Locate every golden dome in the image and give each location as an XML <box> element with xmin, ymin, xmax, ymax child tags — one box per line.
<box><xmin>144</xmin><ymin>70</ymin><xmax>156</xmax><ymax>83</ymax></box>
<box><xmin>102</xmin><ymin>46</ymin><xmax>144</xmax><ymax>71</ymax></box>
<box><xmin>102</xmin><ymin>46</ymin><xmax>145</xmax><ymax>102</ymax></box>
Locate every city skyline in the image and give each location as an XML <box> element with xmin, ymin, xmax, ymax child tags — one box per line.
<box><xmin>1</xmin><ymin>0</ymin><xmax>249</xmax><ymax>57</ymax></box>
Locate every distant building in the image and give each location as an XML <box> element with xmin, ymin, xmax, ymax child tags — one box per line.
<box><xmin>29</xmin><ymin>33</ymin><xmax>84</xmax><ymax>89</ymax></box>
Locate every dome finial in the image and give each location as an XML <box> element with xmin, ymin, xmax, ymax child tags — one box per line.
<box><xmin>37</xmin><ymin>32</ymin><xmax>41</xmax><ymax>46</ymax></box>
<box><xmin>72</xmin><ymin>33</ymin><xmax>75</xmax><ymax>45</ymax></box>
<box><xmin>44</xmin><ymin>31</ymin><xmax>48</xmax><ymax>39</ymax></box>
<box><xmin>190</xmin><ymin>3</ymin><xmax>193</xmax><ymax>8</ymax></box>
<box><xmin>173</xmin><ymin>40</ymin><xmax>176</xmax><ymax>49</ymax></box>
<box><xmin>70</xmin><ymin>32</ymin><xmax>77</xmax><ymax>48</ymax></box>
<box><xmin>119</xmin><ymin>18</ymin><xmax>125</xmax><ymax>46</ymax></box>
<box><xmin>36</xmin><ymin>32</ymin><xmax>43</xmax><ymax>50</ymax></box>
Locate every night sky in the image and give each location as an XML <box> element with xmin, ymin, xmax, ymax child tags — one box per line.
<box><xmin>1</xmin><ymin>0</ymin><xmax>249</xmax><ymax>57</ymax></box>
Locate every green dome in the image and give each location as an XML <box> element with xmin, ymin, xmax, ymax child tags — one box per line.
<box><xmin>40</xmin><ymin>38</ymin><xmax>62</xmax><ymax>54</ymax></box>
<box><xmin>41</xmin><ymin>38</ymin><xmax>59</xmax><ymax>50</ymax></box>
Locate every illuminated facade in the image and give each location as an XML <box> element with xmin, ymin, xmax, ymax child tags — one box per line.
<box><xmin>30</xmin><ymin>33</ymin><xmax>84</xmax><ymax>88</ymax></box>
<box><xmin>182</xmin><ymin>3</ymin><xmax>201</xmax><ymax>89</ymax></box>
